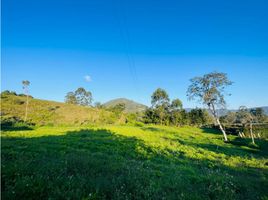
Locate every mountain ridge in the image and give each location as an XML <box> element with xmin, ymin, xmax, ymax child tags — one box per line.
<box><xmin>103</xmin><ymin>98</ymin><xmax>147</xmax><ymax>113</ymax></box>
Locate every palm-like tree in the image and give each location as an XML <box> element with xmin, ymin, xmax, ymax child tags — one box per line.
<box><xmin>22</xmin><ymin>80</ymin><xmax>30</xmax><ymax>121</ymax></box>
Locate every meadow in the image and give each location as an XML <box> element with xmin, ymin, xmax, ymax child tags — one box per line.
<box><xmin>1</xmin><ymin>125</ymin><xmax>268</xmax><ymax>200</ymax></box>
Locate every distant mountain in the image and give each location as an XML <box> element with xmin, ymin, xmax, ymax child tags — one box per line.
<box><xmin>103</xmin><ymin>98</ymin><xmax>147</xmax><ymax>113</ymax></box>
<box><xmin>185</xmin><ymin>106</ymin><xmax>268</xmax><ymax>116</ymax></box>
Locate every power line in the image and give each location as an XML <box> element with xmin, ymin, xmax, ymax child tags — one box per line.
<box><xmin>113</xmin><ymin>0</ymin><xmax>139</xmax><ymax>94</ymax></box>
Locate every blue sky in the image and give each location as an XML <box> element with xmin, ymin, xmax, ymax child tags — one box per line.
<box><xmin>2</xmin><ymin>0</ymin><xmax>268</xmax><ymax>108</ymax></box>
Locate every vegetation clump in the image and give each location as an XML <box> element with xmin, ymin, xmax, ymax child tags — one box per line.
<box><xmin>143</xmin><ymin>88</ymin><xmax>213</xmax><ymax>127</ymax></box>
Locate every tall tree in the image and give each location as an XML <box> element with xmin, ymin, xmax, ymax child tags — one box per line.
<box><xmin>170</xmin><ymin>99</ymin><xmax>183</xmax><ymax>126</ymax></box>
<box><xmin>65</xmin><ymin>88</ymin><xmax>93</xmax><ymax>106</ymax></box>
<box><xmin>65</xmin><ymin>92</ymin><xmax>77</xmax><ymax>104</ymax></box>
<box><xmin>22</xmin><ymin>80</ymin><xmax>30</xmax><ymax>122</ymax></box>
<box><xmin>143</xmin><ymin>108</ymin><xmax>156</xmax><ymax>124</ymax></box>
<box><xmin>151</xmin><ymin>88</ymin><xmax>170</xmax><ymax>125</ymax></box>
<box><xmin>187</xmin><ymin>72</ymin><xmax>232</xmax><ymax>142</ymax></box>
<box><xmin>188</xmin><ymin>108</ymin><xmax>205</xmax><ymax>126</ymax></box>
<box><xmin>236</xmin><ymin>106</ymin><xmax>255</xmax><ymax>144</ymax></box>
<box><xmin>220</xmin><ymin>111</ymin><xmax>237</xmax><ymax>125</ymax></box>
<box><xmin>250</xmin><ymin>108</ymin><xmax>266</xmax><ymax>123</ymax></box>
<box><xmin>75</xmin><ymin>87</ymin><xmax>92</xmax><ymax>106</ymax></box>
<box><xmin>151</xmin><ymin>88</ymin><xmax>170</xmax><ymax>107</ymax></box>
<box><xmin>170</xmin><ymin>99</ymin><xmax>183</xmax><ymax>111</ymax></box>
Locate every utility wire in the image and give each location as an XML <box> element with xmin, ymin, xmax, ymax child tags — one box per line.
<box><xmin>113</xmin><ymin>0</ymin><xmax>139</xmax><ymax>94</ymax></box>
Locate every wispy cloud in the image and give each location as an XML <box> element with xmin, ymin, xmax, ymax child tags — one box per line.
<box><xmin>84</xmin><ymin>75</ymin><xmax>92</xmax><ymax>82</ymax></box>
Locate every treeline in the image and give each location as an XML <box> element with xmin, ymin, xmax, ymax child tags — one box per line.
<box><xmin>142</xmin><ymin>88</ymin><xmax>213</xmax><ymax>127</ymax></box>
<box><xmin>220</xmin><ymin>107</ymin><xmax>268</xmax><ymax>125</ymax></box>
<box><xmin>64</xmin><ymin>87</ymin><xmax>213</xmax><ymax>127</ymax></box>
<box><xmin>220</xmin><ymin>106</ymin><xmax>268</xmax><ymax>139</ymax></box>
<box><xmin>1</xmin><ymin>90</ymin><xmax>33</xmax><ymax>99</ymax></box>
<box><xmin>3</xmin><ymin>72</ymin><xmax>268</xmax><ymax>143</ymax></box>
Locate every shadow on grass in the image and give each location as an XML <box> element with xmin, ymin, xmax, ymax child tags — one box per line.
<box><xmin>142</xmin><ymin>126</ymin><xmax>223</xmax><ymax>136</ymax></box>
<box><xmin>1</xmin><ymin>128</ymin><xmax>268</xmax><ymax>200</ymax></box>
<box><xmin>140</xmin><ymin>126</ymin><xmax>163</xmax><ymax>132</ymax></box>
<box><xmin>1</xmin><ymin>125</ymin><xmax>33</xmax><ymax>131</ymax></box>
<box><xmin>230</xmin><ymin>137</ymin><xmax>268</xmax><ymax>154</ymax></box>
<box><xmin>180</xmin><ymin>134</ymin><xmax>268</xmax><ymax>159</ymax></box>
<box><xmin>200</xmin><ymin>127</ymin><xmax>222</xmax><ymax>135</ymax></box>
<box><xmin>1</xmin><ymin>120</ymin><xmax>34</xmax><ymax>131</ymax></box>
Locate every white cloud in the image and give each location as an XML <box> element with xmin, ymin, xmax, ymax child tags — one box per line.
<box><xmin>84</xmin><ymin>75</ymin><xmax>92</xmax><ymax>82</ymax></box>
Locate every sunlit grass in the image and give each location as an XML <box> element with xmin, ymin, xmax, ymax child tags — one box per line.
<box><xmin>1</xmin><ymin>125</ymin><xmax>268</xmax><ymax>199</ymax></box>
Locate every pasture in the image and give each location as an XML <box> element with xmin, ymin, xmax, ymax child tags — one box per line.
<box><xmin>1</xmin><ymin>125</ymin><xmax>268</xmax><ymax>199</ymax></box>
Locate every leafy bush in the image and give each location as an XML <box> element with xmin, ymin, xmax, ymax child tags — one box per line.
<box><xmin>133</xmin><ymin>121</ymin><xmax>144</xmax><ymax>127</ymax></box>
<box><xmin>1</xmin><ymin>117</ymin><xmax>35</xmax><ymax>131</ymax></box>
<box><xmin>48</xmin><ymin>106</ymin><xmax>60</xmax><ymax>111</ymax></box>
<box><xmin>14</xmin><ymin>99</ymin><xmax>25</xmax><ymax>105</ymax></box>
<box><xmin>1</xmin><ymin>90</ymin><xmax>17</xmax><ymax>96</ymax></box>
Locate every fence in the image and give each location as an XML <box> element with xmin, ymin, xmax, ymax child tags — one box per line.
<box><xmin>222</xmin><ymin>123</ymin><xmax>268</xmax><ymax>139</ymax></box>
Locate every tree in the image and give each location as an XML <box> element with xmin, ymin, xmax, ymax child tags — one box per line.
<box><xmin>170</xmin><ymin>99</ymin><xmax>183</xmax><ymax>126</ymax></box>
<box><xmin>179</xmin><ymin>109</ymin><xmax>189</xmax><ymax>126</ymax></box>
<box><xmin>143</xmin><ymin>108</ymin><xmax>156</xmax><ymax>124</ymax></box>
<box><xmin>151</xmin><ymin>88</ymin><xmax>170</xmax><ymax>125</ymax></box>
<box><xmin>1</xmin><ymin>90</ymin><xmax>17</xmax><ymax>96</ymax></box>
<box><xmin>65</xmin><ymin>92</ymin><xmax>77</xmax><ymax>104</ymax></box>
<box><xmin>187</xmin><ymin>72</ymin><xmax>232</xmax><ymax>142</ymax></box>
<box><xmin>65</xmin><ymin>88</ymin><xmax>93</xmax><ymax>106</ymax></box>
<box><xmin>224</xmin><ymin>112</ymin><xmax>236</xmax><ymax>124</ymax></box>
<box><xmin>22</xmin><ymin>80</ymin><xmax>30</xmax><ymax>122</ymax></box>
<box><xmin>188</xmin><ymin>108</ymin><xmax>213</xmax><ymax>127</ymax></box>
<box><xmin>188</xmin><ymin>108</ymin><xmax>210</xmax><ymax>127</ymax></box>
<box><xmin>155</xmin><ymin>104</ymin><xmax>169</xmax><ymax>125</ymax></box>
<box><xmin>94</xmin><ymin>102</ymin><xmax>103</xmax><ymax>109</ymax></box>
<box><xmin>110</xmin><ymin>103</ymin><xmax>126</xmax><ymax>114</ymax></box>
<box><xmin>170</xmin><ymin>99</ymin><xmax>183</xmax><ymax>111</ymax></box>
<box><xmin>250</xmin><ymin>108</ymin><xmax>266</xmax><ymax>123</ymax></box>
<box><xmin>236</xmin><ymin>106</ymin><xmax>255</xmax><ymax>144</ymax></box>
<box><xmin>75</xmin><ymin>87</ymin><xmax>93</xmax><ymax>106</ymax></box>
<box><xmin>151</xmin><ymin>88</ymin><xmax>170</xmax><ymax>107</ymax></box>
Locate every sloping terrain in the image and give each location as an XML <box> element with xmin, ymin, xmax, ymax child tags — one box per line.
<box><xmin>1</xmin><ymin>94</ymin><xmax>122</xmax><ymax>126</ymax></box>
<box><xmin>1</xmin><ymin>125</ymin><xmax>268</xmax><ymax>199</ymax></box>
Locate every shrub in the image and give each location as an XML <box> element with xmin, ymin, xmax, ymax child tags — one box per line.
<box><xmin>1</xmin><ymin>90</ymin><xmax>17</xmax><ymax>97</ymax></box>
<box><xmin>14</xmin><ymin>99</ymin><xmax>25</xmax><ymax>105</ymax></box>
<box><xmin>0</xmin><ymin>117</ymin><xmax>35</xmax><ymax>131</ymax></box>
<box><xmin>134</xmin><ymin>121</ymin><xmax>144</xmax><ymax>127</ymax></box>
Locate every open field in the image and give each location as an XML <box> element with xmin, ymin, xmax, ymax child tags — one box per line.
<box><xmin>3</xmin><ymin>0</ymin><xmax>268</xmax><ymax>199</ymax></box>
<box><xmin>1</xmin><ymin>125</ymin><xmax>268</xmax><ymax>199</ymax></box>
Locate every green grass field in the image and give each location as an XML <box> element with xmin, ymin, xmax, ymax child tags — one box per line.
<box><xmin>1</xmin><ymin>125</ymin><xmax>268</xmax><ymax>200</ymax></box>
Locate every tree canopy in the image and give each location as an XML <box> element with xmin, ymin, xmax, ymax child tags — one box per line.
<box><xmin>187</xmin><ymin>72</ymin><xmax>232</xmax><ymax>141</ymax></box>
<box><xmin>65</xmin><ymin>87</ymin><xmax>92</xmax><ymax>106</ymax></box>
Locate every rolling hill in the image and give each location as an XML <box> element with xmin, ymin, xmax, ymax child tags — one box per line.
<box><xmin>103</xmin><ymin>98</ymin><xmax>147</xmax><ymax>113</ymax></box>
<box><xmin>0</xmin><ymin>93</ymin><xmax>125</xmax><ymax>126</ymax></box>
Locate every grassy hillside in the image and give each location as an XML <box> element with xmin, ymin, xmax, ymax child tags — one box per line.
<box><xmin>1</xmin><ymin>125</ymin><xmax>268</xmax><ymax>199</ymax></box>
<box><xmin>104</xmin><ymin>98</ymin><xmax>147</xmax><ymax>113</ymax></box>
<box><xmin>1</xmin><ymin>94</ymin><xmax>124</xmax><ymax>126</ymax></box>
